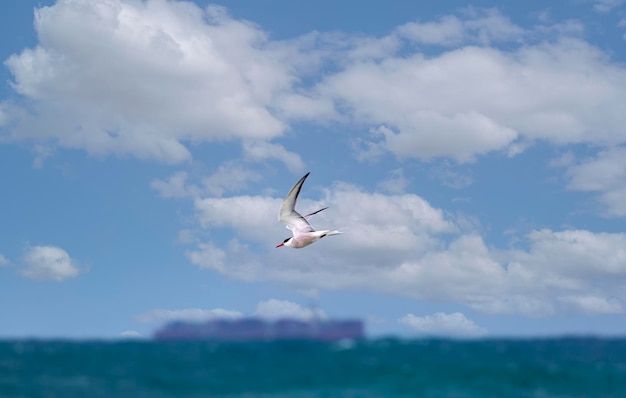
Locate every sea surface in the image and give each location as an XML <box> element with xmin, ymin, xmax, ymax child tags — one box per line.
<box><xmin>1</xmin><ymin>337</ymin><xmax>625</xmax><ymax>397</ymax></box>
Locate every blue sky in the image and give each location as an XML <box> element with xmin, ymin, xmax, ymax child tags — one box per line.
<box><xmin>1</xmin><ymin>0</ymin><xmax>626</xmax><ymax>339</ymax></box>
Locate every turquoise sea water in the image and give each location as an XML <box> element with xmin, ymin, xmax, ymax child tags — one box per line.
<box><xmin>1</xmin><ymin>338</ymin><xmax>625</xmax><ymax>397</ymax></box>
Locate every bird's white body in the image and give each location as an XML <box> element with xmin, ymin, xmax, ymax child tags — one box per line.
<box><xmin>276</xmin><ymin>172</ymin><xmax>342</xmax><ymax>249</ymax></box>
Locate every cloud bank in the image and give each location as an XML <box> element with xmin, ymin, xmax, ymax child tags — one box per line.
<box><xmin>183</xmin><ymin>181</ymin><xmax>626</xmax><ymax>316</ymax></box>
<box><xmin>4</xmin><ymin>2</ymin><xmax>626</xmax><ymax>167</ymax></box>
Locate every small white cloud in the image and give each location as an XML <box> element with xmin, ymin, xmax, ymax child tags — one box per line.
<box><xmin>506</xmin><ymin>141</ymin><xmax>531</xmax><ymax>158</ymax></box>
<box><xmin>593</xmin><ymin>0</ymin><xmax>625</xmax><ymax>13</ymax></box>
<box><xmin>559</xmin><ymin>295</ymin><xmax>623</xmax><ymax>314</ymax></box>
<box><xmin>0</xmin><ymin>254</ymin><xmax>9</xmax><ymax>266</ymax></box>
<box><xmin>151</xmin><ymin>172</ymin><xmax>196</xmax><ymax>199</ymax></box>
<box><xmin>564</xmin><ymin>147</ymin><xmax>626</xmax><ymax>217</ymax></box>
<box><xmin>566</xmin><ymin>147</ymin><xmax>626</xmax><ymax>192</ymax></box>
<box><xmin>428</xmin><ymin>162</ymin><xmax>473</xmax><ymax>189</ymax></box>
<box><xmin>353</xmin><ymin>127</ymin><xmax>388</xmax><ymax>162</ymax></box>
<box><xmin>31</xmin><ymin>145</ymin><xmax>55</xmax><ymax>169</ymax></box>
<box><xmin>399</xmin><ymin>312</ymin><xmax>487</xmax><ymax>337</ymax></box>
<box><xmin>619</xmin><ymin>19</ymin><xmax>626</xmax><ymax>39</ymax></box>
<box><xmin>186</xmin><ymin>242</ymin><xmax>227</xmax><ymax>272</ymax></box>
<box><xmin>177</xmin><ymin>229</ymin><xmax>196</xmax><ymax>245</ymax></box>
<box><xmin>136</xmin><ymin>300</ymin><xmax>324</xmax><ymax>325</ymax></box>
<box><xmin>120</xmin><ymin>330</ymin><xmax>143</xmax><ymax>339</ymax></box>
<box><xmin>136</xmin><ymin>308</ymin><xmax>244</xmax><ymax>324</ymax></box>
<box><xmin>152</xmin><ymin>164</ymin><xmax>261</xmax><ymax>200</ymax></box>
<box><xmin>549</xmin><ymin>151</ymin><xmax>576</xmax><ymax>168</ymax></box>
<box><xmin>396</xmin><ymin>9</ymin><xmax>524</xmax><ymax>46</ymax></box>
<box><xmin>192</xmin><ymin>196</ymin><xmax>281</xmax><ymax>243</ymax></box>
<box><xmin>515</xmin><ymin>228</ymin><xmax>626</xmax><ymax>277</ymax></box>
<box><xmin>0</xmin><ymin>101</ymin><xmax>12</xmax><ymax>127</ymax></box>
<box><xmin>22</xmin><ymin>245</ymin><xmax>80</xmax><ymax>281</ymax></box>
<box><xmin>377</xmin><ymin>168</ymin><xmax>408</xmax><ymax>194</ymax></box>
<box><xmin>201</xmin><ymin>163</ymin><xmax>262</xmax><ymax>197</ymax></box>
<box><xmin>396</xmin><ymin>16</ymin><xmax>464</xmax><ymax>46</ymax></box>
<box><xmin>254</xmin><ymin>299</ymin><xmax>326</xmax><ymax>321</ymax></box>
<box><xmin>242</xmin><ymin>141</ymin><xmax>305</xmax><ymax>173</ymax></box>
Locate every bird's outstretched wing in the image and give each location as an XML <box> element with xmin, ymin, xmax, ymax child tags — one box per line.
<box><xmin>303</xmin><ymin>207</ymin><xmax>328</xmax><ymax>219</ymax></box>
<box><xmin>278</xmin><ymin>172</ymin><xmax>315</xmax><ymax>234</ymax></box>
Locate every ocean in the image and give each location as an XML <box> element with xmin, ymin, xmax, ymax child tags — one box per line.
<box><xmin>1</xmin><ymin>338</ymin><xmax>625</xmax><ymax>397</ymax></box>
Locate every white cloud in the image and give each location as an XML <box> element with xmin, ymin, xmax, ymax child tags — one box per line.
<box><xmin>136</xmin><ymin>308</ymin><xmax>244</xmax><ymax>324</ymax></box>
<box><xmin>21</xmin><ymin>245</ymin><xmax>80</xmax><ymax>281</ymax></box>
<box><xmin>185</xmin><ymin>178</ymin><xmax>626</xmax><ymax>316</ymax></box>
<box><xmin>152</xmin><ymin>164</ymin><xmax>263</xmax><ymax>199</ymax></box>
<box><xmin>273</xmin><ymin>92</ymin><xmax>338</xmax><ymax>121</ymax></box>
<box><xmin>254</xmin><ymin>299</ymin><xmax>326</xmax><ymax>320</ymax></box>
<box><xmin>0</xmin><ymin>254</ymin><xmax>9</xmax><ymax>266</ymax></box>
<box><xmin>511</xmin><ymin>229</ymin><xmax>626</xmax><ymax>278</ymax></box>
<box><xmin>549</xmin><ymin>151</ymin><xmax>576</xmax><ymax>168</ymax></box>
<box><xmin>186</xmin><ymin>242</ymin><xmax>227</xmax><ymax>272</ymax></box>
<box><xmin>193</xmin><ymin>196</ymin><xmax>281</xmax><ymax>243</ymax></box>
<box><xmin>136</xmin><ymin>299</ymin><xmax>324</xmax><ymax>325</ymax></box>
<box><xmin>190</xmin><ymin>182</ymin><xmax>456</xmax><ymax>251</ymax></box>
<box><xmin>6</xmin><ymin>4</ymin><xmax>626</xmax><ymax>166</ymax></box>
<box><xmin>566</xmin><ymin>147</ymin><xmax>626</xmax><ymax>192</ymax></box>
<box><xmin>202</xmin><ymin>163</ymin><xmax>262</xmax><ymax>197</ymax></box>
<box><xmin>318</xmin><ymin>34</ymin><xmax>626</xmax><ymax>162</ymax></box>
<box><xmin>377</xmin><ymin>168</ymin><xmax>408</xmax><ymax>194</ymax></box>
<box><xmin>147</xmin><ymin>159</ymin><xmax>624</xmax><ymax>318</ymax></box>
<box><xmin>4</xmin><ymin>0</ymin><xmax>297</xmax><ymax>162</ymax></box>
<box><xmin>498</xmin><ymin>229</ymin><xmax>626</xmax><ymax>315</ymax></box>
<box><xmin>396</xmin><ymin>9</ymin><xmax>523</xmax><ymax>46</ymax></box>
<box><xmin>0</xmin><ymin>101</ymin><xmax>11</xmax><ymax>127</ymax></box>
<box><xmin>593</xmin><ymin>0</ymin><xmax>625</xmax><ymax>13</ymax></box>
<box><xmin>399</xmin><ymin>312</ymin><xmax>488</xmax><ymax>337</ymax></box>
<box><xmin>396</xmin><ymin>15</ymin><xmax>464</xmax><ymax>46</ymax></box>
<box><xmin>242</xmin><ymin>141</ymin><xmax>305</xmax><ymax>173</ymax></box>
<box><xmin>564</xmin><ymin>147</ymin><xmax>626</xmax><ymax>217</ymax></box>
<box><xmin>31</xmin><ymin>144</ymin><xmax>55</xmax><ymax>169</ymax></box>
<box><xmin>559</xmin><ymin>295</ymin><xmax>622</xmax><ymax>315</ymax></box>
<box><xmin>151</xmin><ymin>171</ymin><xmax>195</xmax><ymax>198</ymax></box>
<box><xmin>120</xmin><ymin>330</ymin><xmax>143</xmax><ymax>338</ymax></box>
<box><xmin>428</xmin><ymin>162</ymin><xmax>473</xmax><ymax>189</ymax></box>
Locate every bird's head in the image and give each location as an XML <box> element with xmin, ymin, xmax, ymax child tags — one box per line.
<box><xmin>276</xmin><ymin>237</ymin><xmax>292</xmax><ymax>248</ymax></box>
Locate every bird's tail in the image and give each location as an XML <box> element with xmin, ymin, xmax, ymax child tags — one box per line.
<box><xmin>320</xmin><ymin>228</ymin><xmax>344</xmax><ymax>238</ymax></box>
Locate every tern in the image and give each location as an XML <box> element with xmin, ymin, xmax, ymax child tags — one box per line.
<box><xmin>276</xmin><ymin>172</ymin><xmax>342</xmax><ymax>249</ymax></box>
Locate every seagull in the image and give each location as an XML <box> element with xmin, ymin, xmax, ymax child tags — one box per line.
<box><xmin>276</xmin><ymin>172</ymin><xmax>342</xmax><ymax>249</ymax></box>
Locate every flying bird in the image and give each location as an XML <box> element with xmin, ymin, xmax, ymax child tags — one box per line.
<box><xmin>276</xmin><ymin>172</ymin><xmax>342</xmax><ymax>249</ymax></box>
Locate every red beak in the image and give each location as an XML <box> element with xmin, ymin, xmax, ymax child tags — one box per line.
<box><xmin>276</xmin><ymin>243</ymin><xmax>284</xmax><ymax>248</ymax></box>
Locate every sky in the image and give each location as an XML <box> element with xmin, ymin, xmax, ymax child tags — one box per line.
<box><xmin>1</xmin><ymin>0</ymin><xmax>626</xmax><ymax>339</ymax></box>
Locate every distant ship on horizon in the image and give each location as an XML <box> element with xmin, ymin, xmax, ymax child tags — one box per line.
<box><xmin>153</xmin><ymin>317</ymin><xmax>365</xmax><ymax>341</ymax></box>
